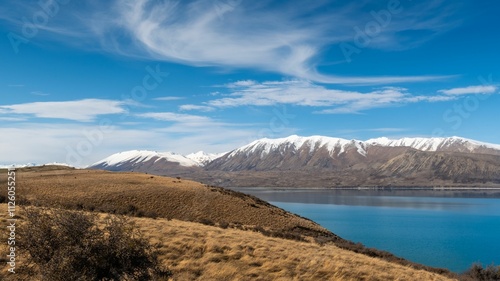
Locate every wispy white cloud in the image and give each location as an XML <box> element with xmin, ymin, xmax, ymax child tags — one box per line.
<box><xmin>0</xmin><ymin>117</ymin><xmax>27</xmax><ymax>122</ymax></box>
<box><xmin>0</xmin><ymin>123</ymin><xmax>165</xmax><ymax>166</ymax></box>
<box><xmin>106</xmin><ymin>0</ymin><xmax>458</xmax><ymax>84</ymax></box>
<box><xmin>360</xmin><ymin>1</ymin><xmax>463</xmax><ymax>51</ymax></box>
<box><xmin>0</xmin><ymin>120</ymin><xmax>262</xmax><ymax>166</ymax></box>
<box><xmin>0</xmin><ymin>99</ymin><xmax>127</xmax><ymax>122</ymax></box>
<box><xmin>152</xmin><ymin>123</ymin><xmax>264</xmax><ymax>155</ymax></box>
<box><xmin>367</xmin><ymin>128</ymin><xmax>408</xmax><ymax>133</ymax></box>
<box><xmin>136</xmin><ymin>111</ymin><xmax>279</xmax><ymax>153</ymax></box>
<box><xmin>137</xmin><ymin>112</ymin><xmax>213</xmax><ymax>124</ymax></box>
<box><xmin>227</xmin><ymin>80</ymin><xmax>257</xmax><ymax>88</ymax></box>
<box><xmin>153</xmin><ymin>96</ymin><xmax>184</xmax><ymax>101</ymax></box>
<box><xmin>196</xmin><ymin>80</ymin><xmax>455</xmax><ymax>114</ymax></box>
<box><xmin>31</xmin><ymin>91</ymin><xmax>50</xmax><ymax>96</ymax></box>
<box><xmin>0</xmin><ymin>0</ymin><xmax>460</xmax><ymax>85</ymax></box>
<box><xmin>179</xmin><ymin>104</ymin><xmax>215</xmax><ymax>112</ymax></box>
<box><xmin>334</xmin><ymin>127</ymin><xmax>409</xmax><ymax>136</ymax></box>
<box><xmin>438</xmin><ymin>85</ymin><xmax>498</xmax><ymax>95</ymax></box>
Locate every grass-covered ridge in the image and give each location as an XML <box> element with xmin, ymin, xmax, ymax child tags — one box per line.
<box><xmin>0</xmin><ymin>166</ymin><xmax>460</xmax><ymax>280</ymax></box>
<box><xmin>0</xmin><ymin>204</ymin><xmax>455</xmax><ymax>281</ymax></box>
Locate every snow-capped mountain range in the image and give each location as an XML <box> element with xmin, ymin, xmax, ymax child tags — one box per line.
<box><xmin>89</xmin><ymin>135</ymin><xmax>500</xmax><ymax>171</ymax></box>
<box><xmin>205</xmin><ymin>135</ymin><xmax>500</xmax><ymax>172</ymax></box>
<box><xmin>226</xmin><ymin>135</ymin><xmax>500</xmax><ymax>159</ymax></box>
<box><xmin>4</xmin><ymin>135</ymin><xmax>499</xmax><ymax>187</ymax></box>
<box><xmin>7</xmin><ymin>135</ymin><xmax>499</xmax><ymax>187</ymax></box>
<box><xmin>5</xmin><ymin>135</ymin><xmax>499</xmax><ymax>171</ymax></box>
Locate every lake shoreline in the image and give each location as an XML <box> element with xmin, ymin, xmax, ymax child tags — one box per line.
<box><xmin>230</xmin><ymin>186</ymin><xmax>500</xmax><ymax>200</ymax></box>
<box><xmin>231</xmin><ymin>186</ymin><xmax>500</xmax><ymax>190</ymax></box>
<box><xmin>232</xmin><ymin>187</ymin><xmax>500</xmax><ymax>273</ymax></box>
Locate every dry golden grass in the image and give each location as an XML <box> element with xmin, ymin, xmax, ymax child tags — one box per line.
<box><xmin>0</xmin><ymin>204</ymin><xmax>455</xmax><ymax>281</ymax></box>
<box><xmin>0</xmin><ymin>166</ymin><xmax>329</xmax><ymax>237</ymax></box>
<box><xmin>0</xmin><ymin>166</ymin><xmax>458</xmax><ymax>280</ymax></box>
<box><xmin>134</xmin><ymin>216</ymin><xmax>457</xmax><ymax>281</ymax></box>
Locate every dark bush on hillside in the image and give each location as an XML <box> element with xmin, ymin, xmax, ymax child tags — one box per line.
<box><xmin>19</xmin><ymin>207</ymin><xmax>171</xmax><ymax>281</ymax></box>
<box><xmin>198</xmin><ymin>218</ymin><xmax>215</xmax><ymax>226</ymax></box>
<box><xmin>461</xmin><ymin>263</ymin><xmax>500</xmax><ymax>281</ymax></box>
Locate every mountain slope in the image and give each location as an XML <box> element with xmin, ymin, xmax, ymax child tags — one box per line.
<box><xmin>367</xmin><ymin>136</ymin><xmax>500</xmax><ymax>155</ymax></box>
<box><xmin>373</xmin><ymin>150</ymin><xmax>500</xmax><ymax>184</ymax></box>
<box><xmin>91</xmin><ymin>150</ymin><xmax>199</xmax><ymax>167</ymax></box>
<box><xmin>89</xmin><ymin>150</ymin><xmax>203</xmax><ymax>175</ymax></box>
<box><xmin>206</xmin><ymin>135</ymin><xmax>500</xmax><ymax>171</ymax></box>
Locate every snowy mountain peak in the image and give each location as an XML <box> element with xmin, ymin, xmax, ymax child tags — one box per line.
<box><xmin>186</xmin><ymin>151</ymin><xmax>226</xmax><ymax>166</ymax></box>
<box><xmin>366</xmin><ymin>136</ymin><xmax>500</xmax><ymax>153</ymax></box>
<box><xmin>229</xmin><ymin>135</ymin><xmax>366</xmax><ymax>158</ymax></box>
<box><xmin>228</xmin><ymin>135</ymin><xmax>500</xmax><ymax>159</ymax></box>
<box><xmin>367</xmin><ymin>137</ymin><xmax>446</xmax><ymax>151</ymax></box>
<box><xmin>91</xmin><ymin>150</ymin><xmax>200</xmax><ymax>168</ymax></box>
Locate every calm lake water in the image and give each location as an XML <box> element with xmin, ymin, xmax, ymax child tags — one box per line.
<box><xmin>231</xmin><ymin>188</ymin><xmax>500</xmax><ymax>273</ymax></box>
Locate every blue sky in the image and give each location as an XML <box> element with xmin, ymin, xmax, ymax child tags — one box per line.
<box><xmin>1</xmin><ymin>0</ymin><xmax>499</xmax><ymax>166</ymax></box>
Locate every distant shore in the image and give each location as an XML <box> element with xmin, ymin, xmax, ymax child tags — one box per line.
<box><xmin>230</xmin><ymin>186</ymin><xmax>500</xmax><ymax>199</ymax></box>
<box><xmin>231</xmin><ymin>186</ymin><xmax>500</xmax><ymax>190</ymax></box>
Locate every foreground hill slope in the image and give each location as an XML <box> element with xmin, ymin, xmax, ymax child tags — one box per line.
<box><xmin>3</xmin><ymin>166</ymin><xmax>329</xmax><ymax>238</ymax></box>
<box><xmin>0</xmin><ymin>166</ymin><xmax>457</xmax><ymax>279</ymax></box>
<box><xmin>0</xmin><ymin>205</ymin><xmax>454</xmax><ymax>281</ymax></box>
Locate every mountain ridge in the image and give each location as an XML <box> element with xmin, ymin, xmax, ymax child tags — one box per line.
<box><xmin>90</xmin><ymin>135</ymin><xmax>500</xmax><ymax>168</ymax></box>
<box><xmin>228</xmin><ymin>135</ymin><xmax>500</xmax><ymax>158</ymax></box>
<box><xmin>88</xmin><ymin>135</ymin><xmax>500</xmax><ymax>187</ymax></box>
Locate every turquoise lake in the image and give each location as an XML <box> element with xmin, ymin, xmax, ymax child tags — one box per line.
<box><xmin>232</xmin><ymin>188</ymin><xmax>500</xmax><ymax>273</ymax></box>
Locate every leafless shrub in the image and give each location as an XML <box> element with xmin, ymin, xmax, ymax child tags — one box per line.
<box><xmin>460</xmin><ymin>263</ymin><xmax>500</xmax><ymax>281</ymax></box>
<box><xmin>18</xmin><ymin>207</ymin><xmax>171</xmax><ymax>280</ymax></box>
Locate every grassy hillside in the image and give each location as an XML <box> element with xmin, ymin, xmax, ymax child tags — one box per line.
<box><xmin>0</xmin><ymin>166</ymin><xmax>457</xmax><ymax>280</ymax></box>
<box><xmin>0</xmin><ymin>204</ymin><xmax>454</xmax><ymax>281</ymax></box>
<box><xmin>0</xmin><ymin>166</ymin><xmax>331</xmax><ymax>239</ymax></box>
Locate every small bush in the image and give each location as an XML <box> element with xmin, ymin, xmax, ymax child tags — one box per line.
<box><xmin>461</xmin><ymin>263</ymin><xmax>500</xmax><ymax>281</ymax></box>
<box><xmin>144</xmin><ymin>211</ymin><xmax>159</xmax><ymax>219</ymax></box>
<box><xmin>19</xmin><ymin>207</ymin><xmax>171</xmax><ymax>281</ymax></box>
<box><xmin>198</xmin><ymin>218</ymin><xmax>215</xmax><ymax>226</ymax></box>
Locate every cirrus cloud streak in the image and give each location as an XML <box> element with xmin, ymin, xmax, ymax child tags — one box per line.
<box><xmin>182</xmin><ymin>80</ymin><xmax>457</xmax><ymax>114</ymax></box>
<box><xmin>0</xmin><ymin>99</ymin><xmax>127</xmax><ymax>122</ymax></box>
<box><xmin>0</xmin><ymin>0</ymin><xmax>461</xmax><ymax>85</ymax></box>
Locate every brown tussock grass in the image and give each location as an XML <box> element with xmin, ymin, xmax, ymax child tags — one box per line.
<box><xmin>0</xmin><ymin>166</ymin><xmax>458</xmax><ymax>280</ymax></box>
<box><xmin>0</xmin><ymin>204</ymin><xmax>455</xmax><ymax>281</ymax></box>
<box><xmin>0</xmin><ymin>166</ymin><xmax>328</xmax><ymax>237</ymax></box>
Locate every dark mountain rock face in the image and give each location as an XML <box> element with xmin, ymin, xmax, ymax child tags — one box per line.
<box><xmin>374</xmin><ymin>150</ymin><xmax>500</xmax><ymax>184</ymax></box>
